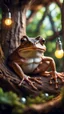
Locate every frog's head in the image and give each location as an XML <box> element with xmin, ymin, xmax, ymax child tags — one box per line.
<box><xmin>18</xmin><ymin>36</ymin><xmax>46</xmax><ymax>58</ymax></box>
<box><xmin>20</xmin><ymin>35</ymin><xmax>46</xmax><ymax>52</ymax></box>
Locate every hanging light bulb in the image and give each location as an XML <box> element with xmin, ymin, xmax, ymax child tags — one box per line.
<box><xmin>55</xmin><ymin>38</ymin><xmax>64</xmax><ymax>59</ymax></box>
<box><xmin>4</xmin><ymin>11</ymin><xmax>13</xmax><ymax>26</ymax></box>
<box><xmin>55</xmin><ymin>50</ymin><xmax>63</xmax><ymax>59</ymax></box>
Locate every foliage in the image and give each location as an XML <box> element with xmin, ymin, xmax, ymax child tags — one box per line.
<box><xmin>26</xmin><ymin>93</ymin><xmax>54</xmax><ymax>106</ymax></box>
<box><xmin>0</xmin><ymin>88</ymin><xmax>54</xmax><ymax>114</ymax></box>
<box><xmin>0</xmin><ymin>88</ymin><xmax>25</xmax><ymax>114</ymax></box>
<box><xmin>27</xmin><ymin>3</ymin><xmax>61</xmax><ymax>38</ymax></box>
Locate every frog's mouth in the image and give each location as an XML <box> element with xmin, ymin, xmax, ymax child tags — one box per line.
<box><xmin>19</xmin><ymin>44</ymin><xmax>46</xmax><ymax>53</ymax></box>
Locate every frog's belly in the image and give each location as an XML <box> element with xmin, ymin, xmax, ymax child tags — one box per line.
<box><xmin>21</xmin><ymin>58</ymin><xmax>42</xmax><ymax>74</ymax></box>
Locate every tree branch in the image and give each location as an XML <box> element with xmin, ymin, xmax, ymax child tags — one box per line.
<box><xmin>23</xmin><ymin>94</ymin><xmax>63</xmax><ymax>114</ymax></box>
<box><xmin>46</xmin><ymin>30</ymin><xmax>62</xmax><ymax>42</ymax></box>
<box><xmin>55</xmin><ymin>0</ymin><xmax>62</xmax><ymax>8</ymax></box>
<box><xmin>27</xmin><ymin>10</ymin><xmax>37</xmax><ymax>25</ymax></box>
<box><xmin>48</xmin><ymin>13</ymin><xmax>56</xmax><ymax>32</ymax></box>
<box><xmin>35</xmin><ymin>7</ymin><xmax>48</xmax><ymax>34</ymax></box>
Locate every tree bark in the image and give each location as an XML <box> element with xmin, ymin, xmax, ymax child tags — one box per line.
<box><xmin>1</xmin><ymin>6</ymin><xmax>26</xmax><ymax>58</ymax></box>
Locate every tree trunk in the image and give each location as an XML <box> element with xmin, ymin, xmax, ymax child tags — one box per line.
<box><xmin>0</xmin><ymin>4</ymin><xmax>27</xmax><ymax>94</ymax></box>
<box><xmin>1</xmin><ymin>6</ymin><xmax>26</xmax><ymax>58</ymax></box>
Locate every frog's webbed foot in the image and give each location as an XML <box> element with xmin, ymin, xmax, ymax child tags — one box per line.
<box><xmin>50</xmin><ymin>71</ymin><xmax>64</xmax><ymax>88</ymax></box>
<box><xmin>19</xmin><ymin>75</ymin><xmax>42</xmax><ymax>90</ymax></box>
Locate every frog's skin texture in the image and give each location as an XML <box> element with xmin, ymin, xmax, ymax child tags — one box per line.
<box><xmin>8</xmin><ymin>36</ymin><xmax>64</xmax><ymax>90</ymax></box>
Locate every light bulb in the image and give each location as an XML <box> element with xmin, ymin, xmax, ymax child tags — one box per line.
<box><xmin>4</xmin><ymin>11</ymin><xmax>13</xmax><ymax>26</ymax></box>
<box><xmin>4</xmin><ymin>18</ymin><xmax>12</xmax><ymax>26</ymax></box>
<box><xmin>55</xmin><ymin>49</ymin><xmax>63</xmax><ymax>59</ymax></box>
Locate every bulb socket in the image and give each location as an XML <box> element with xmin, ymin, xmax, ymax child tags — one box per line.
<box><xmin>5</xmin><ymin>11</ymin><xmax>11</xmax><ymax>19</ymax></box>
<box><xmin>56</xmin><ymin>38</ymin><xmax>63</xmax><ymax>50</ymax></box>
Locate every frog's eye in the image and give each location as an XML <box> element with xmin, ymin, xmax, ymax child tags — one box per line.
<box><xmin>40</xmin><ymin>39</ymin><xmax>45</xmax><ymax>45</ymax></box>
<box><xmin>36</xmin><ymin>36</ymin><xmax>45</xmax><ymax>45</ymax></box>
<box><xmin>21</xmin><ymin>36</ymin><xmax>28</xmax><ymax>42</ymax></box>
<box><xmin>36</xmin><ymin>36</ymin><xmax>40</xmax><ymax>40</ymax></box>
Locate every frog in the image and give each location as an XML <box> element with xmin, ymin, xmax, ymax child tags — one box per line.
<box><xmin>8</xmin><ymin>35</ymin><xmax>64</xmax><ymax>90</ymax></box>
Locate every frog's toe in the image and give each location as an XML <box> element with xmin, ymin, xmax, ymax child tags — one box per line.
<box><xmin>18</xmin><ymin>78</ymin><xmax>24</xmax><ymax>86</ymax></box>
<box><xmin>49</xmin><ymin>71</ymin><xmax>64</xmax><ymax>89</ymax></box>
<box><xmin>29</xmin><ymin>77</ymin><xmax>42</xmax><ymax>84</ymax></box>
<box><xmin>34</xmin><ymin>78</ymin><xmax>42</xmax><ymax>84</ymax></box>
<box><xmin>49</xmin><ymin>77</ymin><xmax>59</xmax><ymax>89</ymax></box>
<box><xmin>56</xmin><ymin>72</ymin><xmax>64</xmax><ymax>82</ymax></box>
<box><xmin>18</xmin><ymin>76</ymin><xmax>38</xmax><ymax>90</ymax></box>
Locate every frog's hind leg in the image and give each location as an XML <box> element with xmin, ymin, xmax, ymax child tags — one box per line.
<box><xmin>40</xmin><ymin>71</ymin><xmax>51</xmax><ymax>77</ymax></box>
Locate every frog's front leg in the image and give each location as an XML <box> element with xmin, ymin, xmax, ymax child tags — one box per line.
<box><xmin>8</xmin><ymin>60</ymin><xmax>42</xmax><ymax>90</ymax></box>
<box><xmin>34</xmin><ymin>57</ymin><xmax>64</xmax><ymax>88</ymax></box>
